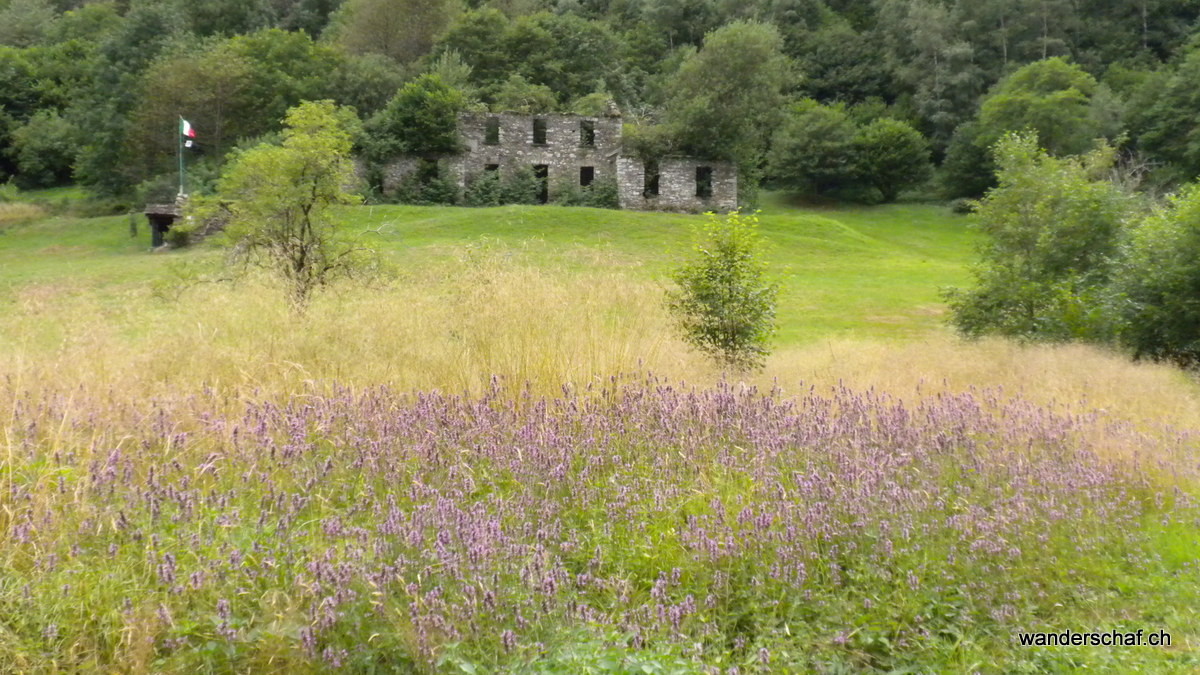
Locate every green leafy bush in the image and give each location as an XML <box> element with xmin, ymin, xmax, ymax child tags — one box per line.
<box><xmin>945</xmin><ymin>132</ymin><xmax>1130</xmax><ymax>341</ymax></box>
<box><xmin>10</xmin><ymin>109</ymin><xmax>77</xmax><ymax>188</ymax></box>
<box><xmin>666</xmin><ymin>210</ymin><xmax>778</xmax><ymax>371</ymax></box>
<box><xmin>852</xmin><ymin>117</ymin><xmax>932</xmax><ymax>202</ymax></box>
<box><xmin>1112</xmin><ymin>183</ymin><xmax>1200</xmax><ymax>367</ymax></box>
<box><xmin>499</xmin><ymin>165</ymin><xmax>542</xmax><ymax>205</ymax></box>
<box><xmin>464</xmin><ymin>170</ymin><xmax>503</xmax><ymax>206</ymax></box>
<box><xmin>362</xmin><ymin>74</ymin><xmax>465</xmax><ymax>162</ymax></box>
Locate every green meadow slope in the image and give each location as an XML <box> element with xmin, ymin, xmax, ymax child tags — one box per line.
<box><xmin>2</xmin><ymin>196</ymin><xmax>1200</xmax><ymax>672</ymax></box>
<box><xmin>0</xmin><ymin>195</ymin><xmax>976</xmax><ymax>344</ymax></box>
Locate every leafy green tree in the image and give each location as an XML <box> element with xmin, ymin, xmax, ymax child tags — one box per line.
<box><xmin>279</xmin><ymin>0</ymin><xmax>344</xmax><ymax>37</ymax></box>
<box><xmin>569</xmin><ymin>91</ymin><xmax>616</xmax><ymax>116</ymax></box>
<box><xmin>69</xmin><ymin>1</ymin><xmax>189</xmax><ymax>195</ymax></box>
<box><xmin>208</xmin><ymin>100</ymin><xmax>366</xmax><ymax>307</ymax></box>
<box><xmin>10</xmin><ymin>109</ymin><xmax>77</xmax><ymax>188</ymax></box>
<box><xmin>976</xmin><ymin>57</ymin><xmax>1102</xmax><ymax>157</ymax></box>
<box><xmin>1135</xmin><ymin>46</ymin><xmax>1200</xmax><ymax>180</ymax></box>
<box><xmin>436</xmin><ymin>8</ymin><xmax>511</xmax><ymax>93</ymax></box>
<box><xmin>492</xmin><ymin>73</ymin><xmax>556</xmax><ymax>113</ymax></box>
<box><xmin>939</xmin><ymin>121</ymin><xmax>996</xmax><ymax>199</ymax></box>
<box><xmin>335</xmin><ymin>0</ymin><xmax>458</xmax><ymax>64</ymax></box>
<box><xmin>0</xmin><ymin>46</ymin><xmax>40</xmax><ymax>179</ymax></box>
<box><xmin>224</xmin><ymin>29</ymin><xmax>342</xmax><ymax>139</ymax></box>
<box><xmin>767</xmin><ymin>99</ymin><xmax>858</xmax><ymax>197</ymax></box>
<box><xmin>47</xmin><ymin>3</ymin><xmax>122</xmax><ymax>44</ymax></box>
<box><xmin>663</xmin><ymin>21</ymin><xmax>790</xmax><ymax>201</ymax></box>
<box><xmin>876</xmin><ymin>0</ymin><xmax>984</xmax><ymax>152</ymax></box>
<box><xmin>943</xmin><ymin>57</ymin><xmax>1109</xmax><ymax>198</ymax></box>
<box><xmin>667</xmin><ymin>210</ymin><xmax>778</xmax><ymax>371</ymax></box>
<box><xmin>362</xmin><ymin>74</ymin><xmax>465</xmax><ymax>161</ymax></box>
<box><xmin>0</xmin><ymin>0</ymin><xmax>57</xmax><ymax>47</ymax></box>
<box><xmin>852</xmin><ymin>117</ymin><xmax>932</xmax><ymax>201</ymax></box>
<box><xmin>641</xmin><ymin>0</ymin><xmax>718</xmax><ymax>48</ymax></box>
<box><xmin>182</xmin><ymin>0</ymin><xmax>274</xmax><ymax>37</ymax></box>
<box><xmin>464</xmin><ymin>170</ymin><xmax>502</xmax><ymax>206</ymax></box>
<box><xmin>326</xmin><ymin>52</ymin><xmax>408</xmax><ymax>119</ymax></box>
<box><xmin>499</xmin><ymin>164</ymin><xmax>542</xmax><ymax>204</ymax></box>
<box><xmin>506</xmin><ymin>12</ymin><xmax>621</xmax><ymax>103</ymax></box>
<box><xmin>124</xmin><ymin>44</ymin><xmax>255</xmax><ymax>186</ymax></box>
<box><xmin>1112</xmin><ymin>183</ymin><xmax>1200</xmax><ymax>367</ymax></box>
<box><xmin>946</xmin><ymin>132</ymin><xmax>1130</xmax><ymax>341</ymax></box>
<box><xmin>796</xmin><ymin>22</ymin><xmax>893</xmax><ymax>104</ymax></box>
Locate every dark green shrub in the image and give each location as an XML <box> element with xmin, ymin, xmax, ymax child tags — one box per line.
<box><xmin>550</xmin><ymin>175</ymin><xmax>585</xmax><ymax>206</ymax></box>
<box><xmin>464</xmin><ymin>171</ymin><xmax>502</xmax><ymax>206</ymax></box>
<box><xmin>1112</xmin><ymin>183</ymin><xmax>1200</xmax><ymax>367</ymax></box>
<box><xmin>582</xmin><ymin>175</ymin><xmax>619</xmax><ymax>209</ymax></box>
<box><xmin>499</xmin><ymin>165</ymin><xmax>542</xmax><ymax>205</ymax></box>
<box><xmin>945</xmin><ymin>133</ymin><xmax>1130</xmax><ymax>341</ymax></box>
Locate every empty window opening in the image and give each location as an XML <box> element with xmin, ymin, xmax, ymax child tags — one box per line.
<box><xmin>532</xmin><ymin>118</ymin><xmax>547</xmax><ymax>145</ymax></box>
<box><xmin>485</xmin><ymin>117</ymin><xmax>500</xmax><ymax>145</ymax></box>
<box><xmin>580</xmin><ymin>120</ymin><xmax>595</xmax><ymax>147</ymax></box>
<box><xmin>417</xmin><ymin>158</ymin><xmax>439</xmax><ymax>182</ymax></box>
<box><xmin>695</xmin><ymin>166</ymin><xmax>713</xmax><ymax>198</ymax></box>
<box><xmin>643</xmin><ymin>161</ymin><xmax>660</xmax><ymax>198</ymax></box>
<box><xmin>580</xmin><ymin>166</ymin><xmax>595</xmax><ymax>187</ymax></box>
<box><xmin>484</xmin><ymin>163</ymin><xmax>500</xmax><ymax>173</ymax></box>
<box><xmin>533</xmin><ymin>164</ymin><xmax>549</xmax><ymax>203</ymax></box>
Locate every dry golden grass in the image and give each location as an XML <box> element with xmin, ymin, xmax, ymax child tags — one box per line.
<box><xmin>0</xmin><ymin>201</ymin><xmax>48</xmax><ymax>227</ymax></box>
<box><xmin>2</xmin><ymin>248</ymin><xmax>1198</xmax><ymax>450</ymax></box>
<box><xmin>762</xmin><ymin>337</ymin><xmax>1200</xmax><ymax>427</ymax></box>
<box><xmin>0</xmin><ymin>252</ymin><xmax>709</xmax><ymax>404</ymax></box>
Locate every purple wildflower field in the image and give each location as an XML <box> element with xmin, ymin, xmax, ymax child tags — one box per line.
<box><xmin>2</xmin><ymin>375</ymin><xmax>1198</xmax><ymax>672</ymax></box>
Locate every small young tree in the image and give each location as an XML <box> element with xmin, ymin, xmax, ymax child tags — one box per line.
<box><xmin>666</xmin><ymin>211</ymin><xmax>778</xmax><ymax>371</ymax></box>
<box><xmin>208</xmin><ymin>100</ymin><xmax>366</xmax><ymax>308</ymax></box>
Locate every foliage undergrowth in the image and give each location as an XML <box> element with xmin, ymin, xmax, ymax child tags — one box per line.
<box><xmin>1</xmin><ymin>200</ymin><xmax>1199</xmax><ymax>671</ymax></box>
<box><xmin>0</xmin><ymin>377</ymin><xmax>1196</xmax><ymax>672</ymax></box>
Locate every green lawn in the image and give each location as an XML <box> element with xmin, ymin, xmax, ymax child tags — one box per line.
<box><xmin>1</xmin><ymin>194</ymin><xmax>976</xmax><ymax>345</ymax></box>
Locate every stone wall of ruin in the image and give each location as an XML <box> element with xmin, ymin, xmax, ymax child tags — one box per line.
<box><xmin>615</xmin><ymin>156</ymin><xmax>738</xmax><ymax>213</ymax></box>
<box><xmin>457</xmin><ymin>112</ymin><xmax>622</xmax><ymax>201</ymax></box>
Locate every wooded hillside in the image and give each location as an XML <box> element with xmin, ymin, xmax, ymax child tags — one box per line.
<box><xmin>0</xmin><ymin>0</ymin><xmax>1195</xmax><ymax>203</ymax></box>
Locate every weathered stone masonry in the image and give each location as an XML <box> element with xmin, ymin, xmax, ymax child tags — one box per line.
<box><xmin>381</xmin><ymin>111</ymin><xmax>738</xmax><ymax>213</ymax></box>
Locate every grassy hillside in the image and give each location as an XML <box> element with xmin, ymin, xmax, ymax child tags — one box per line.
<box><xmin>1</xmin><ymin>196</ymin><xmax>1199</xmax><ymax>672</ymax></box>
<box><xmin>1</xmin><ymin>195</ymin><xmax>975</xmax><ymax>342</ymax></box>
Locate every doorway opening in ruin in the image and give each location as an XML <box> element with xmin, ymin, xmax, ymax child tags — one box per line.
<box><xmin>695</xmin><ymin>166</ymin><xmax>713</xmax><ymax>198</ymax></box>
<box><xmin>643</xmin><ymin>160</ymin><xmax>660</xmax><ymax>198</ymax></box>
<box><xmin>533</xmin><ymin>164</ymin><xmax>549</xmax><ymax>203</ymax></box>
<box><xmin>580</xmin><ymin>166</ymin><xmax>595</xmax><ymax>187</ymax></box>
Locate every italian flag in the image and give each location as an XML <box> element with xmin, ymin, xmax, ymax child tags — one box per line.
<box><xmin>181</xmin><ymin>119</ymin><xmax>196</xmax><ymax>148</ymax></box>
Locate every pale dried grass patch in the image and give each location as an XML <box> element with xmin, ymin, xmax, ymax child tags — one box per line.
<box><xmin>0</xmin><ymin>202</ymin><xmax>47</xmax><ymax>227</ymax></box>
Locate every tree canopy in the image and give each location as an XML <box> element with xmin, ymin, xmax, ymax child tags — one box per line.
<box><xmin>1</xmin><ymin>0</ymin><xmax>1200</xmax><ymax>199</ymax></box>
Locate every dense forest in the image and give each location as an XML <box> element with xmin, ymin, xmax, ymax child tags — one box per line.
<box><xmin>1</xmin><ymin>0</ymin><xmax>1199</xmax><ymax>205</ymax></box>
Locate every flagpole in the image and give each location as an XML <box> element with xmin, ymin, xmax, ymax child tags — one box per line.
<box><xmin>178</xmin><ymin>115</ymin><xmax>185</xmax><ymax>196</ymax></box>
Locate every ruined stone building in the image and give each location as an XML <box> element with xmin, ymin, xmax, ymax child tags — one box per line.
<box><xmin>379</xmin><ymin>111</ymin><xmax>738</xmax><ymax>213</ymax></box>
